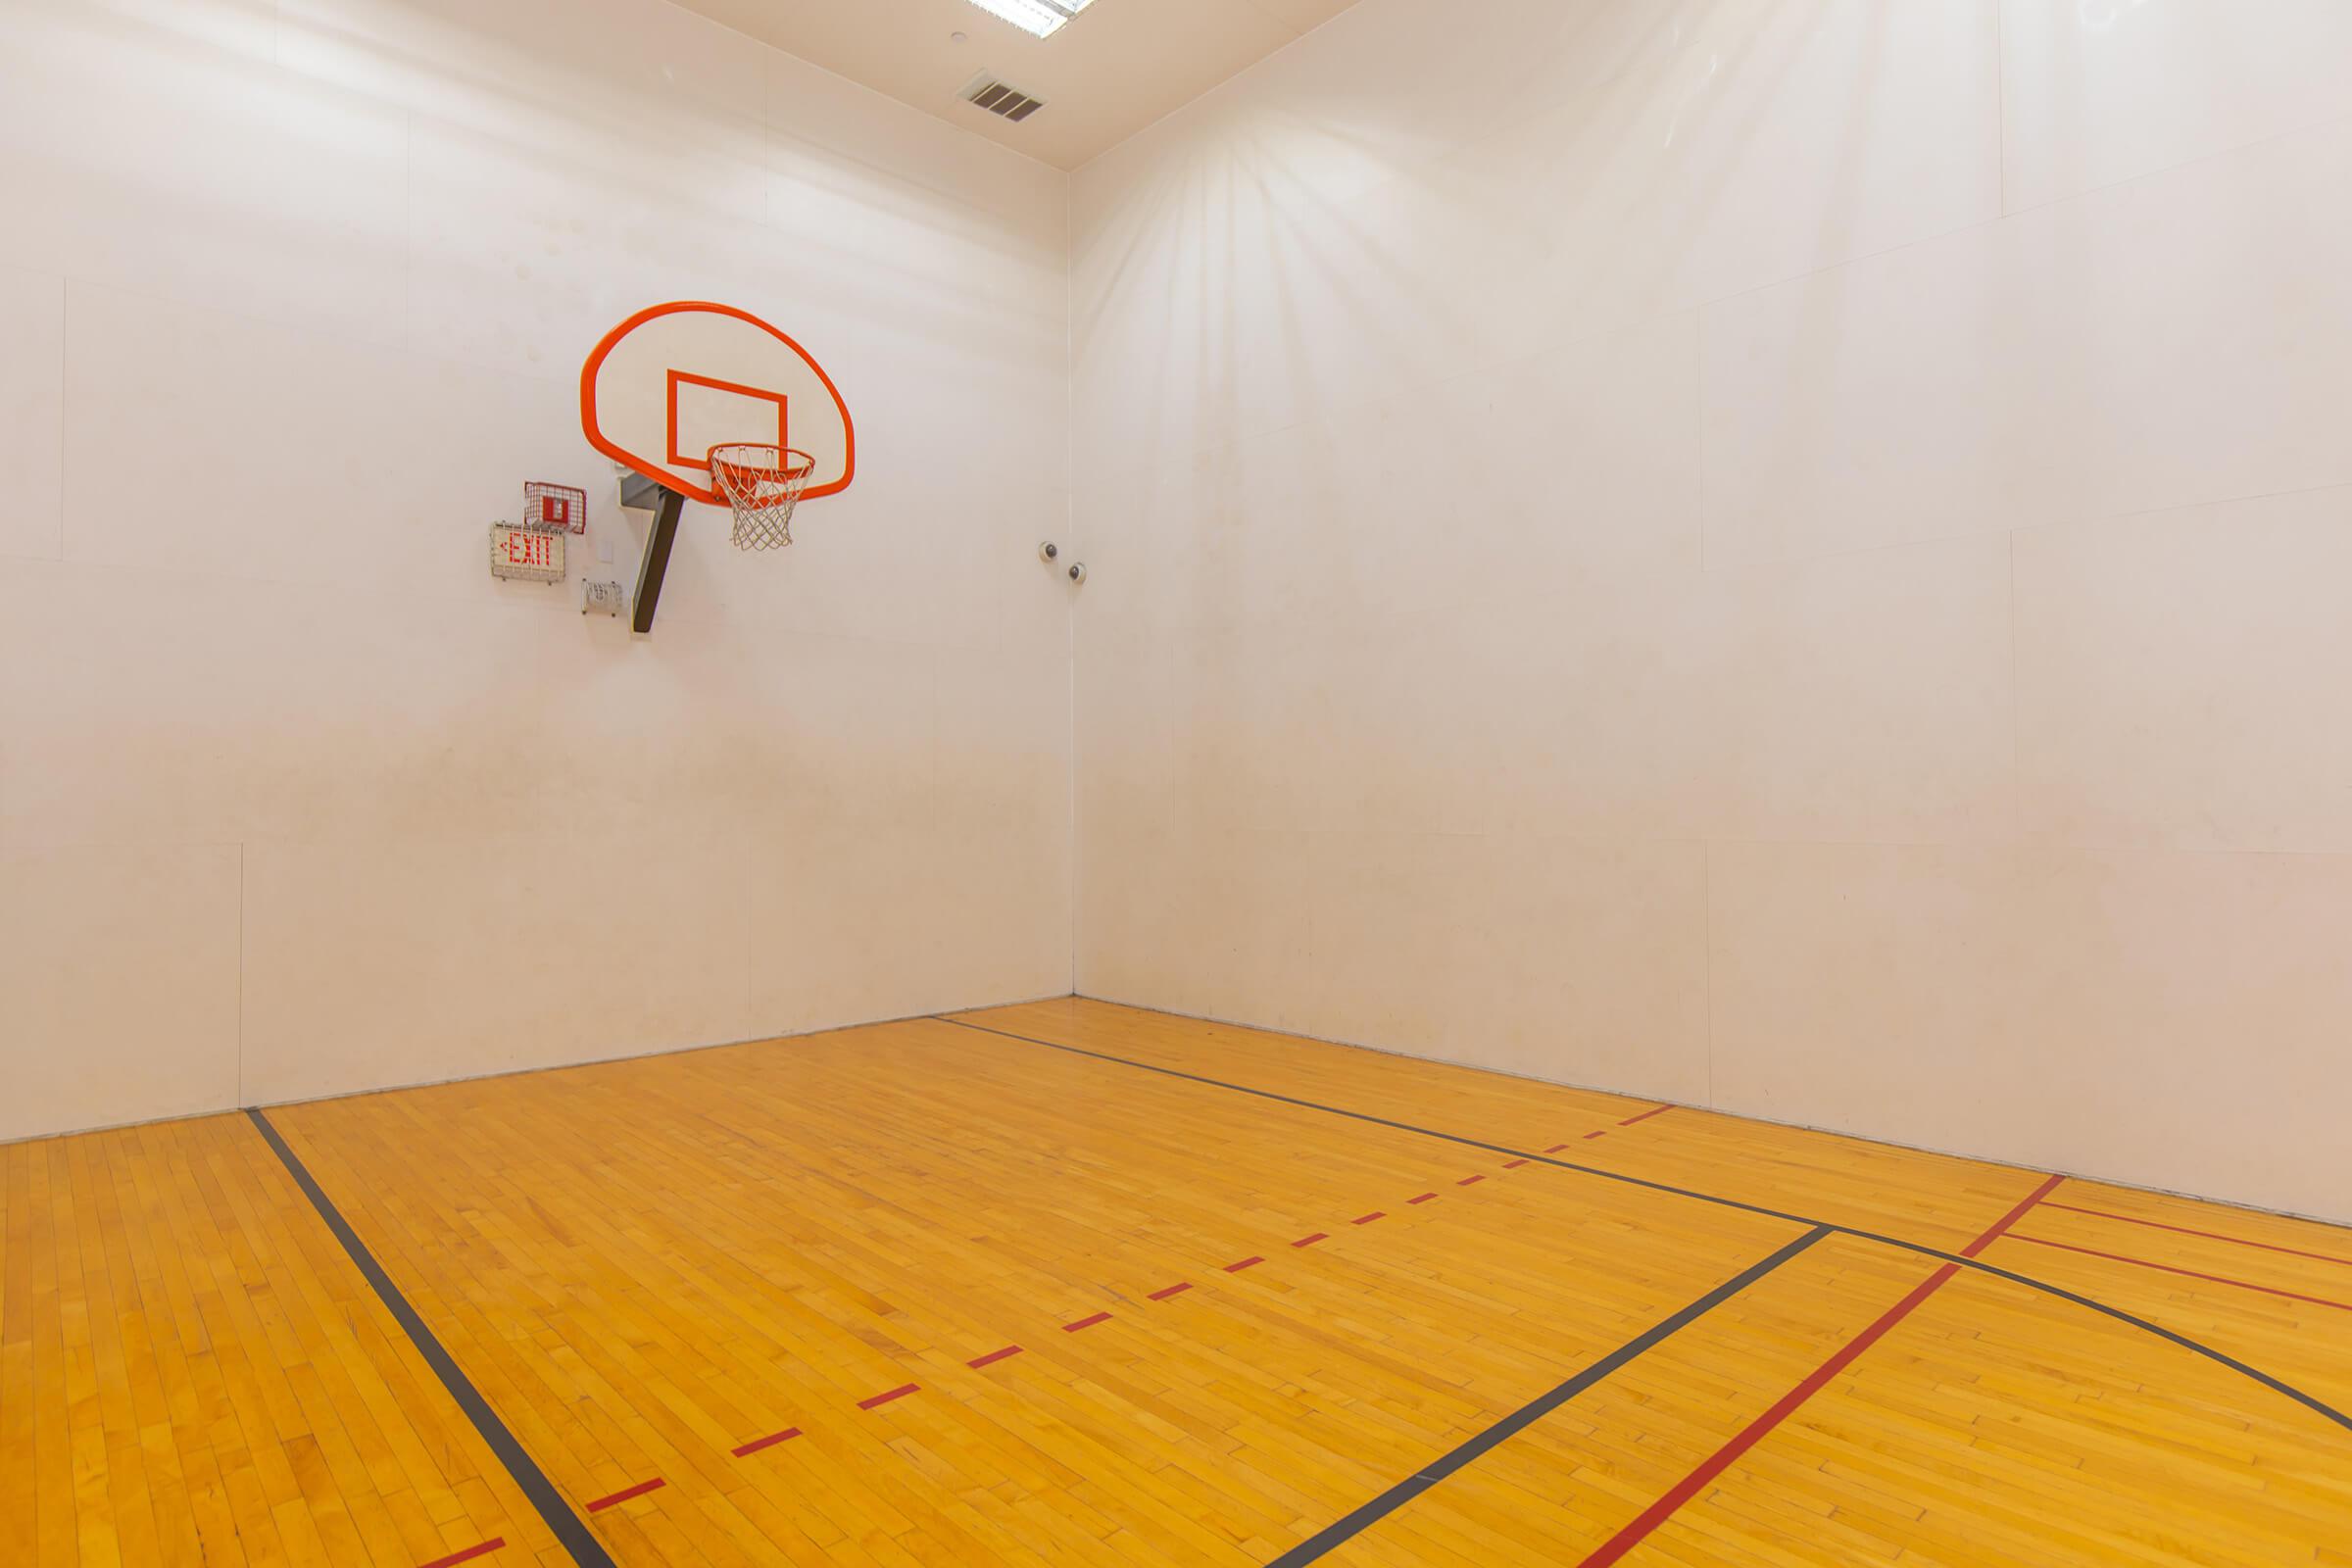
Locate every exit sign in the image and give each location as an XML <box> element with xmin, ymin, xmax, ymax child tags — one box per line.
<box><xmin>489</xmin><ymin>523</ymin><xmax>565</xmax><ymax>583</ymax></box>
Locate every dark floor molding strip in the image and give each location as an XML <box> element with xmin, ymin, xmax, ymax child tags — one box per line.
<box><xmin>245</xmin><ymin>1108</ymin><xmax>618</xmax><ymax>1568</ymax></box>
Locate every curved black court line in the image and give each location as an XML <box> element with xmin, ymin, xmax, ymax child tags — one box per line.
<box><xmin>938</xmin><ymin>1016</ymin><xmax>2352</xmax><ymax>1438</ymax></box>
<box><xmin>1263</xmin><ymin>1225</ymin><xmax>1833</xmax><ymax>1567</ymax></box>
<box><xmin>247</xmin><ymin>1108</ymin><xmax>620</xmax><ymax>1568</ymax></box>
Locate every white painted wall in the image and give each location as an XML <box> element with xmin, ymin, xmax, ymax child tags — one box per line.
<box><xmin>8</xmin><ymin>0</ymin><xmax>2349</xmax><ymax>1226</ymax></box>
<box><xmin>0</xmin><ymin>0</ymin><xmax>1074</xmax><ymax>1137</ymax></box>
<box><xmin>1068</xmin><ymin>0</ymin><xmax>2352</xmax><ymax>1221</ymax></box>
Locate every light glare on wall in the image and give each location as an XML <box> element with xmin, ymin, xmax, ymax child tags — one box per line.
<box><xmin>961</xmin><ymin>0</ymin><xmax>1094</xmax><ymax>39</ymax></box>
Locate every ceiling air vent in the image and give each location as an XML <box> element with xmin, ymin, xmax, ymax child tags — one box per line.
<box><xmin>959</xmin><ymin>72</ymin><xmax>1047</xmax><ymax>123</ymax></box>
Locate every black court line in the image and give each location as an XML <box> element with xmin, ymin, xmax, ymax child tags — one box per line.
<box><xmin>938</xmin><ymin>1016</ymin><xmax>2352</xmax><ymax>1438</ymax></box>
<box><xmin>1263</xmin><ymin>1225</ymin><xmax>1832</xmax><ymax>1566</ymax></box>
<box><xmin>247</xmin><ymin>1109</ymin><xmax>619</xmax><ymax>1568</ymax></box>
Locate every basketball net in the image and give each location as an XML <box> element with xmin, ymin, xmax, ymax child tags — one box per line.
<box><xmin>707</xmin><ymin>444</ymin><xmax>814</xmax><ymax>551</ymax></box>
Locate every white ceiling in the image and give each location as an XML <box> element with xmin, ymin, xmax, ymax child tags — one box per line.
<box><xmin>675</xmin><ymin>0</ymin><xmax>1360</xmax><ymax>171</ymax></box>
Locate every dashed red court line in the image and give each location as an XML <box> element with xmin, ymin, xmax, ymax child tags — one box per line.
<box><xmin>582</xmin><ymin>1479</ymin><xmax>663</xmax><ymax>1513</ymax></box>
<box><xmin>714</xmin><ymin>1102</ymin><xmax>1678</xmax><ymax>1508</ymax></box>
<box><xmin>2005</xmin><ymin>1234</ymin><xmax>2352</xmax><ymax>1313</ymax></box>
<box><xmin>729</xmin><ymin>1428</ymin><xmax>800</xmax><ymax>1457</ymax></box>
<box><xmin>2043</xmin><ymin>1201</ymin><xmax>2352</xmax><ymax>1269</ymax></box>
<box><xmin>1575</xmin><ymin>1172</ymin><xmax>2065</xmax><ymax>1568</ymax></box>
<box><xmin>418</xmin><ymin>1541</ymin><xmax>505</xmax><ymax>1568</ymax></box>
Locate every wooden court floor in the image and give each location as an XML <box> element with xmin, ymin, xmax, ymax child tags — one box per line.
<box><xmin>5</xmin><ymin>998</ymin><xmax>2349</xmax><ymax>1567</ymax></box>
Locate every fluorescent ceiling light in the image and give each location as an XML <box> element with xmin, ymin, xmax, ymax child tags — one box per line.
<box><xmin>961</xmin><ymin>0</ymin><xmax>1094</xmax><ymax>40</ymax></box>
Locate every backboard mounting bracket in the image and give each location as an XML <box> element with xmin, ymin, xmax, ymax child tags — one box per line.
<box><xmin>616</xmin><ymin>468</ymin><xmax>670</xmax><ymax>514</ymax></box>
<box><xmin>630</xmin><ymin>484</ymin><xmax>687</xmax><ymax>634</ymax></box>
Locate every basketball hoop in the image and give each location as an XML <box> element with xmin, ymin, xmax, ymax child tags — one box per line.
<box><xmin>707</xmin><ymin>443</ymin><xmax>815</xmax><ymax>551</ymax></box>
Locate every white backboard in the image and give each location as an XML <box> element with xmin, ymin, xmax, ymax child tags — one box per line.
<box><xmin>580</xmin><ymin>302</ymin><xmax>855</xmax><ymax>507</ymax></box>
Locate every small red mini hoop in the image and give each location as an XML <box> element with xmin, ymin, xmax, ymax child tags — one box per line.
<box><xmin>523</xmin><ymin>480</ymin><xmax>587</xmax><ymax>535</ymax></box>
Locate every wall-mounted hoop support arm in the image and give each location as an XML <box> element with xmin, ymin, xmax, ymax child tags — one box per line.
<box><xmin>629</xmin><ymin>483</ymin><xmax>687</xmax><ymax>634</ymax></box>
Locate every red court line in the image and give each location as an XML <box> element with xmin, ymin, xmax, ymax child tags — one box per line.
<box><xmin>1582</xmin><ymin>1130</ymin><xmax>1607</xmax><ymax>1141</ymax></box>
<box><xmin>1149</xmin><ymin>1282</ymin><xmax>1193</xmax><ymax>1300</ymax></box>
<box><xmin>1544</xmin><ymin>1144</ymin><xmax>1571</xmax><ymax>1153</ymax></box>
<box><xmin>1456</xmin><ymin>1174</ymin><xmax>1486</xmax><ymax>1187</ymax></box>
<box><xmin>418</xmin><ymin>1541</ymin><xmax>505</xmax><ymax>1568</ymax></box>
<box><xmin>1352</xmin><ymin>1211</ymin><xmax>1385</xmax><ymax>1225</ymax></box>
<box><xmin>1581</xmin><ymin>1264</ymin><xmax>1961</xmax><ymax>1567</ymax></box>
<box><xmin>858</xmin><ymin>1384</ymin><xmax>920</xmax><ymax>1410</ymax></box>
<box><xmin>1962</xmin><ymin>1175</ymin><xmax>2069</xmax><ymax>1259</ymax></box>
<box><xmin>584</xmin><ymin>1479</ymin><xmax>663</xmax><ymax>1513</ymax></box>
<box><xmin>1406</xmin><ymin>1193</ymin><xmax>1438</xmax><ymax>1204</ymax></box>
<box><xmin>967</xmin><ymin>1345</ymin><xmax>1024</xmax><ymax>1368</ymax></box>
<box><xmin>2043</xmin><ymin>1201</ymin><xmax>2352</xmax><ymax>1269</ymax></box>
<box><xmin>1063</xmin><ymin>1311</ymin><xmax>1113</xmax><ymax>1332</ymax></box>
<box><xmin>1577</xmin><ymin>1173</ymin><xmax>2062</xmax><ymax>1567</ymax></box>
<box><xmin>1293</xmin><ymin>1233</ymin><xmax>1329</xmax><ymax>1248</ymax></box>
<box><xmin>2004</xmin><ymin>1235</ymin><xmax>2352</xmax><ymax>1313</ymax></box>
<box><xmin>1503</xmin><ymin>1158</ymin><xmax>1530</xmax><ymax>1169</ymax></box>
<box><xmin>1616</xmin><ymin>1104</ymin><xmax>1674</xmax><ymax>1128</ymax></box>
<box><xmin>1224</xmin><ymin>1255</ymin><xmax>1264</xmax><ymax>1272</ymax></box>
<box><xmin>730</xmin><ymin>1428</ymin><xmax>801</xmax><ymax>1457</ymax></box>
